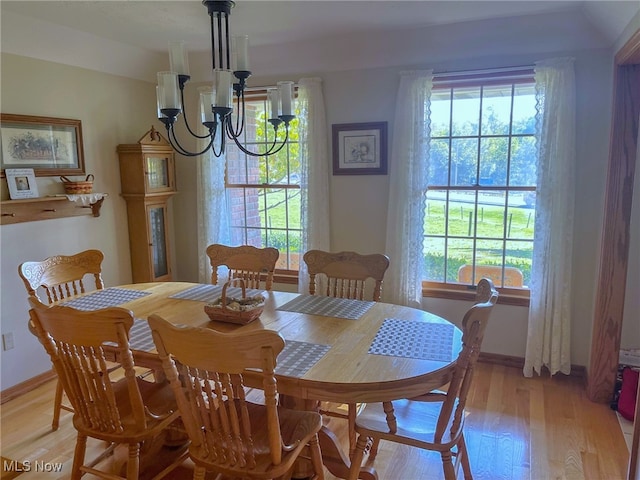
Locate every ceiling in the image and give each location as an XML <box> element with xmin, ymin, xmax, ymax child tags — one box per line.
<box><xmin>1</xmin><ymin>1</ymin><xmax>638</xmax><ymax>81</ymax></box>
<box><xmin>2</xmin><ymin>0</ymin><xmax>638</xmax><ymax>52</ymax></box>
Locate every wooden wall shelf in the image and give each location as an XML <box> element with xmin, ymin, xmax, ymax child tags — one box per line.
<box><xmin>0</xmin><ymin>195</ymin><xmax>107</xmax><ymax>225</ymax></box>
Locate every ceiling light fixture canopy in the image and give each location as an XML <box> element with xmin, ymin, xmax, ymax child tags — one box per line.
<box><xmin>156</xmin><ymin>0</ymin><xmax>295</xmax><ymax>157</ymax></box>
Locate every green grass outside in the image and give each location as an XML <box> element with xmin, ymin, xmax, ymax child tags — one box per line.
<box><xmin>257</xmin><ymin>189</ymin><xmax>534</xmax><ymax>284</ymax></box>
<box><xmin>425</xmin><ymin>198</ymin><xmax>534</xmax><ymax>284</ymax></box>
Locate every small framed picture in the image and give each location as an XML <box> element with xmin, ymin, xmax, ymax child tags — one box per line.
<box><xmin>6</xmin><ymin>168</ymin><xmax>39</xmax><ymax>199</ymax></box>
<box><xmin>332</xmin><ymin>122</ymin><xmax>388</xmax><ymax>175</ymax></box>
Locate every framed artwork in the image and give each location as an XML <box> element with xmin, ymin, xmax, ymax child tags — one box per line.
<box><xmin>5</xmin><ymin>168</ymin><xmax>39</xmax><ymax>199</ymax></box>
<box><xmin>0</xmin><ymin>114</ymin><xmax>85</xmax><ymax>177</ymax></box>
<box><xmin>332</xmin><ymin>122</ymin><xmax>387</xmax><ymax>175</ymax></box>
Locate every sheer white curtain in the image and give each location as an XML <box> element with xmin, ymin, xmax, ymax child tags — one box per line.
<box><xmin>196</xmin><ymin>123</ymin><xmax>231</xmax><ymax>283</ymax></box>
<box><xmin>384</xmin><ymin>70</ymin><xmax>433</xmax><ymax>307</ymax></box>
<box><xmin>297</xmin><ymin>77</ymin><xmax>331</xmax><ymax>293</ymax></box>
<box><xmin>524</xmin><ymin>57</ymin><xmax>576</xmax><ymax>377</ymax></box>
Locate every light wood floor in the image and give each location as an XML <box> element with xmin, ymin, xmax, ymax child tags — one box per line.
<box><xmin>0</xmin><ymin>362</ymin><xmax>630</xmax><ymax>479</ymax></box>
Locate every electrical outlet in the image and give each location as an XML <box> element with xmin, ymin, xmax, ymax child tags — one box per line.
<box><xmin>2</xmin><ymin>332</ymin><xmax>14</xmax><ymax>351</ymax></box>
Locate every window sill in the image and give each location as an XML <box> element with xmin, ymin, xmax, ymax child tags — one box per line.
<box><xmin>422</xmin><ymin>285</ymin><xmax>530</xmax><ymax>307</ymax></box>
<box><xmin>273</xmin><ymin>270</ymin><xmax>299</xmax><ymax>285</ymax></box>
<box><xmin>271</xmin><ymin>273</ymin><xmax>529</xmax><ymax>306</ymax></box>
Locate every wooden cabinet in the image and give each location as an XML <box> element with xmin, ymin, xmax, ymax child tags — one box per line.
<box><xmin>117</xmin><ymin>127</ymin><xmax>177</xmax><ymax>283</ymax></box>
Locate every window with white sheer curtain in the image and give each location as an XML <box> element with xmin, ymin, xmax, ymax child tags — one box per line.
<box><xmin>386</xmin><ymin>60</ymin><xmax>575</xmax><ymax>376</ymax></box>
<box><xmin>196</xmin><ymin>78</ymin><xmax>330</xmax><ymax>288</ymax></box>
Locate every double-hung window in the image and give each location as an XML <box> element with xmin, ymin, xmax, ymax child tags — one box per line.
<box><xmin>423</xmin><ymin>71</ymin><xmax>537</xmax><ymax>302</ymax></box>
<box><xmin>224</xmin><ymin>90</ymin><xmax>301</xmax><ymax>281</ymax></box>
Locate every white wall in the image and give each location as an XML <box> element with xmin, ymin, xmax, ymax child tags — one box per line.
<box><xmin>0</xmin><ymin>54</ymin><xmax>164</xmax><ymax>389</ymax></box>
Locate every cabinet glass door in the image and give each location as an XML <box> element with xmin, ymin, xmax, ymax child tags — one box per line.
<box><xmin>145</xmin><ymin>156</ymin><xmax>173</xmax><ymax>192</ymax></box>
<box><xmin>148</xmin><ymin>205</ymin><xmax>169</xmax><ymax>279</ymax></box>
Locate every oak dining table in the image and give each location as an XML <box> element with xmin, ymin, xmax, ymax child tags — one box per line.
<box><xmin>58</xmin><ymin>281</ymin><xmax>463</xmax><ymax>479</ymax></box>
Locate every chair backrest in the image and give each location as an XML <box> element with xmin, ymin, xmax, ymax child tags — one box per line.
<box><xmin>18</xmin><ymin>249</ymin><xmax>105</xmax><ymax>303</ymax></box>
<box><xmin>206</xmin><ymin>244</ymin><xmax>279</xmax><ymax>290</ymax></box>
<box><xmin>475</xmin><ymin>277</ymin><xmax>497</xmax><ymax>304</ymax></box>
<box><xmin>148</xmin><ymin>315</ymin><xmax>287</xmax><ymax>469</ymax></box>
<box><xmin>457</xmin><ymin>264</ymin><xmax>523</xmax><ymax>288</ymax></box>
<box><xmin>303</xmin><ymin>250</ymin><xmax>390</xmax><ymax>301</ymax></box>
<box><xmin>27</xmin><ymin>297</ymin><xmax>151</xmax><ymax>434</ymax></box>
<box><xmin>435</xmin><ymin>279</ymin><xmax>498</xmax><ymax>443</ymax></box>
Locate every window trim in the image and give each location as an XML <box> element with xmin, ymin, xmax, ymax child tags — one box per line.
<box><xmin>424</xmin><ymin>68</ymin><xmax>536</xmax><ymax>303</ymax></box>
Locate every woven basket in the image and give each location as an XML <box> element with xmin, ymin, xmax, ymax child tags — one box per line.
<box><xmin>204</xmin><ymin>280</ymin><xmax>265</xmax><ymax>325</ymax></box>
<box><xmin>60</xmin><ymin>174</ymin><xmax>94</xmax><ymax>194</ymax></box>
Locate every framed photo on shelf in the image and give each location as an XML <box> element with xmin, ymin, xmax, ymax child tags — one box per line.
<box><xmin>5</xmin><ymin>168</ymin><xmax>39</xmax><ymax>199</ymax></box>
<box><xmin>332</xmin><ymin>121</ymin><xmax>387</xmax><ymax>175</ymax></box>
<box><xmin>0</xmin><ymin>114</ymin><xmax>85</xmax><ymax>177</ymax></box>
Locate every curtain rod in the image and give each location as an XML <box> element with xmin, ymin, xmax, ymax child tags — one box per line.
<box><xmin>433</xmin><ymin>65</ymin><xmax>534</xmax><ymax>79</ymax></box>
<box><xmin>244</xmin><ymin>83</ymin><xmax>299</xmax><ymax>93</ymax></box>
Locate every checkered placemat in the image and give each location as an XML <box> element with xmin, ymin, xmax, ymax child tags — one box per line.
<box><xmin>103</xmin><ymin>318</ymin><xmax>155</xmax><ymax>352</ymax></box>
<box><xmin>169</xmin><ymin>284</ymin><xmax>264</xmax><ymax>303</ymax></box>
<box><xmin>368</xmin><ymin>318</ymin><xmax>456</xmax><ymax>362</ymax></box>
<box><xmin>121</xmin><ymin>327</ymin><xmax>329</xmax><ymax>376</ymax></box>
<box><xmin>277</xmin><ymin>295</ymin><xmax>374</xmax><ymax>320</ymax></box>
<box><xmin>275</xmin><ymin>340</ymin><xmax>331</xmax><ymax>377</ymax></box>
<box><xmin>128</xmin><ymin>318</ymin><xmax>155</xmax><ymax>352</ymax></box>
<box><xmin>61</xmin><ymin>288</ymin><xmax>151</xmax><ymax>311</ymax></box>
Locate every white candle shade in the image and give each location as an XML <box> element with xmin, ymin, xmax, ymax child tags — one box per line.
<box><xmin>199</xmin><ymin>88</ymin><xmax>215</xmax><ymax>124</ymax></box>
<box><xmin>168</xmin><ymin>41</ymin><xmax>190</xmax><ymax>76</ymax></box>
<box><xmin>156</xmin><ymin>86</ymin><xmax>166</xmax><ymax>118</ymax></box>
<box><xmin>278</xmin><ymin>81</ymin><xmax>294</xmax><ymax>116</ymax></box>
<box><xmin>233</xmin><ymin>35</ymin><xmax>250</xmax><ymax>71</ymax></box>
<box><xmin>157</xmin><ymin>72</ymin><xmax>181</xmax><ymax>110</ymax></box>
<box><xmin>267</xmin><ymin>88</ymin><xmax>280</xmax><ymax>119</ymax></box>
<box><xmin>214</xmin><ymin>70</ymin><xmax>233</xmax><ymax>109</ymax></box>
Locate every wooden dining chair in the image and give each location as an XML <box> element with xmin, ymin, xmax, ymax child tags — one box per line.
<box><xmin>18</xmin><ymin>249</ymin><xmax>105</xmax><ymax>431</ymax></box>
<box><xmin>148</xmin><ymin>315</ymin><xmax>325</xmax><ymax>480</ymax></box>
<box><xmin>206</xmin><ymin>244</ymin><xmax>280</xmax><ymax>290</ymax></box>
<box><xmin>348</xmin><ymin>280</ymin><xmax>499</xmax><ymax>480</ymax></box>
<box><xmin>303</xmin><ymin>249</ymin><xmax>390</xmax><ymax>455</ymax></box>
<box><xmin>458</xmin><ymin>264</ymin><xmax>524</xmax><ymax>288</ymax></box>
<box><xmin>303</xmin><ymin>249</ymin><xmax>390</xmax><ymax>301</ymax></box>
<box><xmin>28</xmin><ymin>297</ymin><xmax>187</xmax><ymax>480</ymax></box>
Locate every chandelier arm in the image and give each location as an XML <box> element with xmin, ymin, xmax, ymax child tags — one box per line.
<box><xmin>235</xmin><ymin>89</ymin><xmax>246</xmax><ymax>136</ymax></box>
<box><xmin>212</xmin><ymin>129</ymin><xmax>226</xmax><ymax>157</ymax></box>
<box><xmin>180</xmin><ymin>90</ymin><xmax>211</xmax><ymax>139</ymax></box>
<box><xmin>227</xmin><ymin>123</ymin><xmax>290</xmax><ymax>157</ymax></box>
<box><xmin>225</xmin><ymin>90</ymin><xmax>245</xmax><ymax>139</ymax></box>
<box><xmin>168</xmin><ymin>125</ymin><xmax>216</xmax><ymax>157</ymax></box>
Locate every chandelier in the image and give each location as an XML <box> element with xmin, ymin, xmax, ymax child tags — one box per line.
<box><xmin>155</xmin><ymin>0</ymin><xmax>295</xmax><ymax>157</ymax></box>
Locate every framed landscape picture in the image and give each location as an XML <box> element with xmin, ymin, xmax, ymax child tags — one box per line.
<box><xmin>332</xmin><ymin>121</ymin><xmax>388</xmax><ymax>175</ymax></box>
<box><xmin>0</xmin><ymin>114</ymin><xmax>85</xmax><ymax>177</ymax></box>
